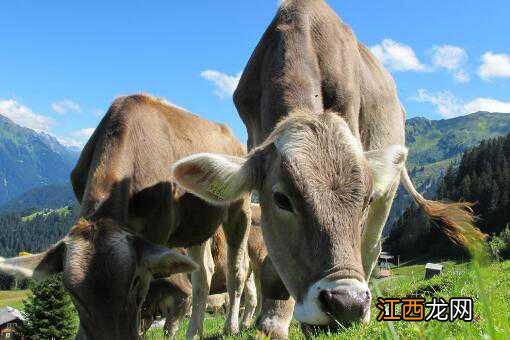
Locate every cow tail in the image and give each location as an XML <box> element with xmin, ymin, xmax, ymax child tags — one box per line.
<box><xmin>400</xmin><ymin>167</ymin><xmax>486</xmax><ymax>246</ymax></box>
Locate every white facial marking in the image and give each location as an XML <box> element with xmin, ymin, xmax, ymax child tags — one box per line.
<box><xmin>334</xmin><ymin>119</ymin><xmax>364</xmax><ymax>156</ymax></box>
<box><xmin>294</xmin><ymin>278</ymin><xmax>369</xmax><ymax>325</ymax></box>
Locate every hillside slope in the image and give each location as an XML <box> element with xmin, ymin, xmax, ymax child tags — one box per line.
<box><xmin>0</xmin><ymin>114</ymin><xmax>79</xmax><ymax>204</ymax></box>
<box><xmin>388</xmin><ymin>111</ymin><xmax>510</xmax><ymax>229</ymax></box>
<box><xmin>0</xmin><ymin>182</ymin><xmax>77</xmax><ymax>214</ymax></box>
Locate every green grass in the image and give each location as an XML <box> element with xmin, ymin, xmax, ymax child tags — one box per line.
<box><xmin>0</xmin><ymin>290</ymin><xmax>29</xmax><ymax>310</ymax></box>
<box><xmin>21</xmin><ymin>206</ymin><xmax>71</xmax><ymax>222</ymax></box>
<box><xmin>1</xmin><ymin>260</ymin><xmax>507</xmax><ymax>339</ymax></box>
<box><xmin>146</xmin><ymin>260</ymin><xmax>510</xmax><ymax>339</ymax></box>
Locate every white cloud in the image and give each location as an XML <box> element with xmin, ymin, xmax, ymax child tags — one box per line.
<box><xmin>71</xmin><ymin>128</ymin><xmax>95</xmax><ymax>139</ymax></box>
<box><xmin>410</xmin><ymin>89</ymin><xmax>463</xmax><ymax>118</ymax></box>
<box><xmin>200</xmin><ymin>70</ymin><xmax>241</xmax><ymax>98</ymax></box>
<box><xmin>478</xmin><ymin>52</ymin><xmax>510</xmax><ymax>80</ymax></box>
<box><xmin>464</xmin><ymin>98</ymin><xmax>510</xmax><ymax>113</ymax></box>
<box><xmin>431</xmin><ymin>45</ymin><xmax>467</xmax><ymax>70</ymax></box>
<box><xmin>410</xmin><ymin>89</ymin><xmax>510</xmax><ymax>117</ymax></box>
<box><xmin>51</xmin><ymin>99</ymin><xmax>81</xmax><ymax>114</ymax></box>
<box><xmin>57</xmin><ymin>128</ymin><xmax>95</xmax><ymax>148</ymax></box>
<box><xmin>453</xmin><ymin>70</ymin><xmax>470</xmax><ymax>83</ymax></box>
<box><xmin>370</xmin><ymin>39</ymin><xmax>427</xmax><ymax>72</ymax></box>
<box><xmin>431</xmin><ymin>45</ymin><xmax>470</xmax><ymax>83</ymax></box>
<box><xmin>0</xmin><ymin>99</ymin><xmax>54</xmax><ymax>131</ymax></box>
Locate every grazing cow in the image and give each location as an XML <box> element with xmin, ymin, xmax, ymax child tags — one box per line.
<box><xmin>172</xmin><ymin>0</ymin><xmax>482</xmax><ymax>330</ymax></box>
<box><xmin>139</xmin><ymin>210</ymin><xmax>263</xmax><ymax>339</ymax></box>
<box><xmin>139</xmin><ymin>273</ymin><xmax>192</xmax><ymax>337</ymax></box>
<box><xmin>0</xmin><ymin>94</ymin><xmax>251</xmax><ymax>339</ymax></box>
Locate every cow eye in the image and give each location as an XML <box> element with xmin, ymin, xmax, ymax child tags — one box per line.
<box><xmin>273</xmin><ymin>192</ymin><xmax>293</xmax><ymax>212</ymax></box>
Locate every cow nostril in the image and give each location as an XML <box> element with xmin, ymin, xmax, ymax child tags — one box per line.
<box><xmin>318</xmin><ymin>287</ymin><xmax>369</xmax><ymax>323</ymax></box>
<box><xmin>318</xmin><ymin>289</ymin><xmax>333</xmax><ymax>307</ymax></box>
<box><xmin>364</xmin><ymin>290</ymin><xmax>371</xmax><ymax>301</ymax></box>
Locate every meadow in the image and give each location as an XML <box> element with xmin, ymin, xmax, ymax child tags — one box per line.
<box><xmin>144</xmin><ymin>260</ymin><xmax>510</xmax><ymax>339</ymax></box>
<box><xmin>1</xmin><ymin>260</ymin><xmax>507</xmax><ymax>339</ymax></box>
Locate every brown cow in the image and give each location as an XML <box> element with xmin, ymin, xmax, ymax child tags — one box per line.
<box><xmin>139</xmin><ymin>273</ymin><xmax>192</xmax><ymax>338</ymax></box>
<box><xmin>140</xmin><ymin>204</ymin><xmax>294</xmax><ymax>339</ymax></box>
<box><xmin>172</xmin><ymin>0</ymin><xmax>482</xmax><ymax>330</ymax></box>
<box><xmin>0</xmin><ymin>94</ymin><xmax>251</xmax><ymax>339</ymax></box>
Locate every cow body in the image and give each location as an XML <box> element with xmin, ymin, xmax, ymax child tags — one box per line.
<box><xmin>140</xmin><ymin>223</ymin><xmax>259</xmax><ymax>338</ymax></box>
<box><xmin>0</xmin><ymin>94</ymin><xmax>252</xmax><ymax>339</ymax></box>
<box><xmin>140</xmin><ymin>204</ymin><xmax>294</xmax><ymax>339</ymax></box>
<box><xmin>173</xmin><ymin>0</ymin><xmax>479</xmax><ymax>330</ymax></box>
<box><xmin>232</xmin><ymin>0</ymin><xmax>405</xmax><ymax>325</ymax></box>
<box><xmin>71</xmin><ymin>94</ymin><xmax>252</xmax><ymax>339</ymax></box>
<box><xmin>72</xmin><ymin>94</ymin><xmax>246</xmax><ymax>248</ymax></box>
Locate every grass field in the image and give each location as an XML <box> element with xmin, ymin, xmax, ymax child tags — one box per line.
<box><xmin>146</xmin><ymin>260</ymin><xmax>510</xmax><ymax>339</ymax></box>
<box><xmin>1</xmin><ymin>261</ymin><xmax>508</xmax><ymax>339</ymax></box>
<box><xmin>0</xmin><ymin>289</ymin><xmax>28</xmax><ymax>310</ymax></box>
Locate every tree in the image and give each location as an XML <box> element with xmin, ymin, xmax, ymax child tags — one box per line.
<box><xmin>387</xmin><ymin>134</ymin><xmax>510</xmax><ymax>259</ymax></box>
<box><xmin>22</xmin><ymin>274</ymin><xmax>77</xmax><ymax>339</ymax></box>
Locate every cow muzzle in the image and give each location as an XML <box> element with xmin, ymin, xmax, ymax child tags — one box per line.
<box><xmin>294</xmin><ymin>278</ymin><xmax>371</xmax><ymax>326</ymax></box>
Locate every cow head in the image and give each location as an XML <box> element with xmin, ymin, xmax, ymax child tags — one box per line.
<box><xmin>0</xmin><ymin>218</ymin><xmax>197</xmax><ymax>340</ymax></box>
<box><xmin>172</xmin><ymin>111</ymin><xmax>406</xmax><ymax>327</ymax></box>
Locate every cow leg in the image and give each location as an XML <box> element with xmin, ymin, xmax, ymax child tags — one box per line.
<box><xmin>165</xmin><ymin>295</ymin><xmax>191</xmax><ymax>339</ymax></box>
<box><xmin>361</xmin><ymin>185</ymin><xmax>398</xmax><ymax>282</ymax></box>
<box><xmin>222</xmin><ymin>198</ymin><xmax>251</xmax><ymax>335</ymax></box>
<box><xmin>139</xmin><ymin>315</ymin><xmax>154</xmax><ymax>337</ymax></box>
<box><xmin>241</xmin><ymin>270</ymin><xmax>257</xmax><ymax>329</ymax></box>
<box><xmin>186</xmin><ymin>241</ymin><xmax>214</xmax><ymax>339</ymax></box>
<box><xmin>256</xmin><ymin>298</ymin><xmax>295</xmax><ymax>339</ymax></box>
<box><xmin>252</xmin><ymin>263</ymin><xmax>263</xmax><ymax>318</ymax></box>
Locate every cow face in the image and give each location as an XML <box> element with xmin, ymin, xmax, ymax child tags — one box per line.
<box><xmin>172</xmin><ymin>112</ymin><xmax>406</xmax><ymax>327</ymax></box>
<box><xmin>0</xmin><ymin>219</ymin><xmax>197</xmax><ymax>340</ymax></box>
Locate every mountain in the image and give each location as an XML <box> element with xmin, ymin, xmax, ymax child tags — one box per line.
<box><xmin>387</xmin><ymin>111</ymin><xmax>510</xmax><ymax>231</ymax></box>
<box><xmin>0</xmin><ymin>182</ymin><xmax>77</xmax><ymax>214</ymax></box>
<box><xmin>0</xmin><ymin>114</ymin><xmax>79</xmax><ymax>205</ymax></box>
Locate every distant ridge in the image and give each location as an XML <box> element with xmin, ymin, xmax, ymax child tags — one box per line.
<box><xmin>0</xmin><ymin>114</ymin><xmax>79</xmax><ymax>205</ymax></box>
<box><xmin>387</xmin><ymin>110</ymin><xmax>510</xmax><ymax>230</ymax></box>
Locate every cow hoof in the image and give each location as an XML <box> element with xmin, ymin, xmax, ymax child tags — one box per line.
<box><xmin>240</xmin><ymin>320</ymin><xmax>253</xmax><ymax>330</ymax></box>
<box><xmin>256</xmin><ymin>318</ymin><xmax>289</xmax><ymax>339</ymax></box>
<box><xmin>223</xmin><ymin>324</ymin><xmax>240</xmax><ymax>335</ymax></box>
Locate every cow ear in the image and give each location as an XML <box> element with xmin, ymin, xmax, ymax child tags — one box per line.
<box><xmin>365</xmin><ymin>145</ymin><xmax>408</xmax><ymax>199</ymax></box>
<box><xmin>172</xmin><ymin>153</ymin><xmax>254</xmax><ymax>205</ymax></box>
<box><xmin>141</xmin><ymin>240</ymin><xmax>198</xmax><ymax>277</ymax></box>
<box><xmin>0</xmin><ymin>241</ymin><xmax>65</xmax><ymax>281</ymax></box>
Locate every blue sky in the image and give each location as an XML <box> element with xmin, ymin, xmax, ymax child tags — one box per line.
<box><xmin>1</xmin><ymin>0</ymin><xmax>509</xmax><ymax>146</ymax></box>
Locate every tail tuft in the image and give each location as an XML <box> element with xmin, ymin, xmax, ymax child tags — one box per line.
<box><xmin>421</xmin><ymin>200</ymin><xmax>486</xmax><ymax>246</ymax></box>
<box><xmin>401</xmin><ymin>168</ymin><xmax>486</xmax><ymax>247</ymax></box>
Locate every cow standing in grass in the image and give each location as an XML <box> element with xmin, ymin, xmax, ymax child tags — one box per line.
<box><xmin>139</xmin><ymin>226</ymin><xmax>259</xmax><ymax>339</ymax></box>
<box><xmin>172</xmin><ymin>0</ymin><xmax>482</xmax><ymax>334</ymax></box>
<box><xmin>0</xmin><ymin>94</ymin><xmax>252</xmax><ymax>339</ymax></box>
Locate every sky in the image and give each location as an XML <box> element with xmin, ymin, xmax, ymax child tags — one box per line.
<box><xmin>0</xmin><ymin>0</ymin><xmax>509</xmax><ymax>147</ymax></box>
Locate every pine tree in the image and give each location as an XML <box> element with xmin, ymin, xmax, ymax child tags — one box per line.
<box><xmin>22</xmin><ymin>274</ymin><xmax>77</xmax><ymax>339</ymax></box>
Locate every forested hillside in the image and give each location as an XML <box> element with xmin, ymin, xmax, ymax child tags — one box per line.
<box><xmin>0</xmin><ymin>114</ymin><xmax>78</xmax><ymax>204</ymax></box>
<box><xmin>386</xmin><ymin>134</ymin><xmax>510</xmax><ymax>259</ymax></box>
<box><xmin>0</xmin><ymin>206</ymin><xmax>78</xmax><ymax>257</ymax></box>
<box><xmin>388</xmin><ymin>111</ymin><xmax>510</xmax><ymax>228</ymax></box>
